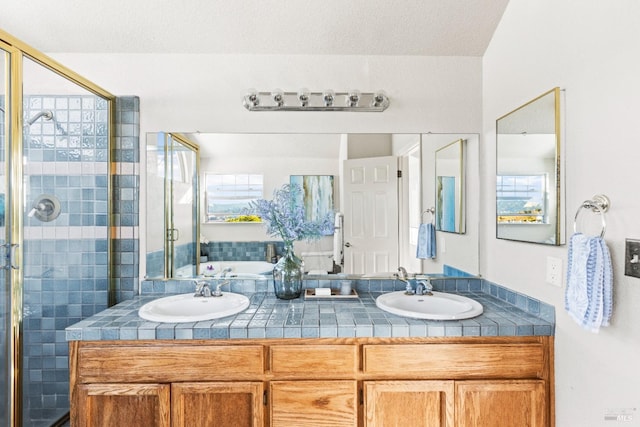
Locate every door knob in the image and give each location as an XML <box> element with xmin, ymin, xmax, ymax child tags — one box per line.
<box><xmin>344</xmin><ymin>242</ymin><xmax>352</xmax><ymax>248</ymax></box>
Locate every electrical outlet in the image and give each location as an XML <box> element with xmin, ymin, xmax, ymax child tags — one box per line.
<box><xmin>546</xmin><ymin>256</ymin><xmax>563</xmax><ymax>287</ymax></box>
<box><xmin>625</xmin><ymin>239</ymin><xmax>640</xmax><ymax>278</ymax></box>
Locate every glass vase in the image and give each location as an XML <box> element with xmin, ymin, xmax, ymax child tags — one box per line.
<box><xmin>273</xmin><ymin>242</ymin><xmax>304</xmax><ymax>299</ymax></box>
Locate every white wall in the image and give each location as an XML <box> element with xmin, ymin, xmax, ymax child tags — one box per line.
<box><xmin>51</xmin><ymin>54</ymin><xmax>482</xmax><ymax>134</ymax></box>
<box><xmin>422</xmin><ymin>134</ymin><xmax>480</xmax><ymax>276</ymax></box>
<box><xmin>483</xmin><ymin>1</ymin><xmax>640</xmax><ymax>425</ymax></box>
<box><xmin>51</xmin><ymin>52</ymin><xmax>483</xmax><ymax>276</ymax></box>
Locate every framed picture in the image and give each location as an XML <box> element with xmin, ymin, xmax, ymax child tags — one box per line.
<box><xmin>290</xmin><ymin>175</ymin><xmax>334</xmax><ymax>234</ymax></box>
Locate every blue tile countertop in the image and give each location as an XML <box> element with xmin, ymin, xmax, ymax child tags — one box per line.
<box><xmin>66</xmin><ymin>283</ymin><xmax>554</xmax><ymax>341</ymax></box>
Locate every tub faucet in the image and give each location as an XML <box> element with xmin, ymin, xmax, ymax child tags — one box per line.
<box><xmin>415</xmin><ymin>279</ymin><xmax>433</xmax><ymax>296</ymax></box>
<box><xmin>194</xmin><ymin>280</ymin><xmax>212</xmax><ymax>297</ymax></box>
<box><xmin>220</xmin><ymin>266</ymin><xmax>233</xmax><ymax>279</ymax></box>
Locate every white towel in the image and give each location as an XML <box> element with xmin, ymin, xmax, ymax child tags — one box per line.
<box><xmin>333</xmin><ymin>212</ymin><xmax>343</xmax><ymax>265</ymax></box>
<box><xmin>416</xmin><ymin>223</ymin><xmax>436</xmax><ymax>259</ymax></box>
<box><xmin>565</xmin><ymin>233</ymin><xmax>613</xmax><ymax>332</ymax></box>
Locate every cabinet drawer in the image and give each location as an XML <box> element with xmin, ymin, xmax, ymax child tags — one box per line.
<box><xmin>77</xmin><ymin>344</ymin><xmax>264</xmax><ymax>383</ymax></box>
<box><xmin>270</xmin><ymin>345</ymin><xmax>357</xmax><ymax>377</ymax></box>
<box><xmin>270</xmin><ymin>380</ymin><xmax>358</xmax><ymax>427</ymax></box>
<box><xmin>362</xmin><ymin>343</ymin><xmax>546</xmax><ymax>379</ymax></box>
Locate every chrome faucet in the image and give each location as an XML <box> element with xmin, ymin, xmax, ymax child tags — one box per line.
<box><xmin>194</xmin><ymin>280</ymin><xmax>212</xmax><ymax>297</ymax></box>
<box><xmin>396</xmin><ymin>266</ymin><xmax>413</xmax><ymax>294</ymax></box>
<box><xmin>415</xmin><ymin>279</ymin><xmax>433</xmax><ymax>296</ymax></box>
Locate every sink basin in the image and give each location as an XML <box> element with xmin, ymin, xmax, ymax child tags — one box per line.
<box><xmin>376</xmin><ymin>291</ymin><xmax>483</xmax><ymax>320</ymax></box>
<box><xmin>138</xmin><ymin>292</ymin><xmax>250</xmax><ymax>323</ymax></box>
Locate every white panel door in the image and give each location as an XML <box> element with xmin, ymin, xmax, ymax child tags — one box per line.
<box><xmin>343</xmin><ymin>156</ymin><xmax>398</xmax><ymax>274</ymax></box>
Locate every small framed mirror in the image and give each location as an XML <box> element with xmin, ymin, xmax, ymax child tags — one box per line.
<box><xmin>496</xmin><ymin>87</ymin><xmax>564</xmax><ymax>245</ymax></box>
<box><xmin>435</xmin><ymin>138</ymin><xmax>466</xmax><ymax>234</ymax></box>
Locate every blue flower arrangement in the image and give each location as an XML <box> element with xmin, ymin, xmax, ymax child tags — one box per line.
<box><xmin>249</xmin><ymin>184</ymin><xmax>334</xmax><ymax>243</ymax></box>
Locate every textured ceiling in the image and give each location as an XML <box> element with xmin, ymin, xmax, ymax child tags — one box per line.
<box><xmin>0</xmin><ymin>0</ymin><xmax>509</xmax><ymax>56</ymax></box>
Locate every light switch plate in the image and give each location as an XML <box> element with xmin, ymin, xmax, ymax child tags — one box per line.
<box><xmin>624</xmin><ymin>239</ymin><xmax>640</xmax><ymax>278</ymax></box>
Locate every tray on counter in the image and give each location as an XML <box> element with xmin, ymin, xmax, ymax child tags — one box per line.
<box><xmin>304</xmin><ymin>288</ymin><xmax>359</xmax><ymax>299</ymax></box>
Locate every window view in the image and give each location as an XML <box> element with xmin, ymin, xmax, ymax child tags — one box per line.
<box><xmin>205</xmin><ymin>173</ymin><xmax>263</xmax><ymax>222</ymax></box>
<box><xmin>496</xmin><ymin>174</ymin><xmax>547</xmax><ymax>224</ymax></box>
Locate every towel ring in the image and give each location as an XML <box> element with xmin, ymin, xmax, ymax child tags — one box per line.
<box><xmin>422</xmin><ymin>207</ymin><xmax>435</xmax><ymax>223</ymax></box>
<box><xmin>573</xmin><ymin>194</ymin><xmax>610</xmax><ymax>238</ymax></box>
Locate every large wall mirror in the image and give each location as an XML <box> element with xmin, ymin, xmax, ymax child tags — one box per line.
<box><xmin>145</xmin><ymin>132</ymin><xmax>480</xmax><ymax>279</ymax></box>
<box><xmin>496</xmin><ymin>87</ymin><xmax>564</xmax><ymax>245</ymax></box>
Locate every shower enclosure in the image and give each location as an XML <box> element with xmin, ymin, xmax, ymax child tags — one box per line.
<box><xmin>1</xmin><ymin>32</ymin><xmax>115</xmax><ymax>426</ymax></box>
<box><xmin>146</xmin><ymin>132</ymin><xmax>199</xmax><ymax>279</ymax></box>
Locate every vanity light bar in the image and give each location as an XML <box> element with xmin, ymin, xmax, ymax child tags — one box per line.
<box><xmin>243</xmin><ymin>89</ymin><xmax>390</xmax><ymax>112</ymax></box>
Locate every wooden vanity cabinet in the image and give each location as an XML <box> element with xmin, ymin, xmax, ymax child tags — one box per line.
<box><xmin>172</xmin><ymin>382</ymin><xmax>264</xmax><ymax>427</ymax></box>
<box><xmin>76</xmin><ymin>383</ymin><xmax>170</xmax><ymax>427</ymax></box>
<box><xmin>268</xmin><ymin>344</ymin><xmax>359</xmax><ymax>426</ymax></box>
<box><xmin>360</xmin><ymin>341</ymin><xmax>551</xmax><ymax>427</ymax></box>
<box><xmin>455</xmin><ymin>380</ymin><xmax>547</xmax><ymax>427</ymax></box>
<box><xmin>69</xmin><ymin>337</ymin><xmax>553</xmax><ymax>427</ymax></box>
<box><xmin>364</xmin><ymin>380</ymin><xmax>455</xmax><ymax>426</ymax></box>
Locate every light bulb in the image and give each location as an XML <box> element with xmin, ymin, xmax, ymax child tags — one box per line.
<box><xmin>323</xmin><ymin>90</ymin><xmax>335</xmax><ymax>107</ymax></box>
<box><xmin>272</xmin><ymin>89</ymin><xmax>284</xmax><ymax>106</ymax></box>
<box><xmin>298</xmin><ymin>88</ymin><xmax>310</xmax><ymax>107</ymax></box>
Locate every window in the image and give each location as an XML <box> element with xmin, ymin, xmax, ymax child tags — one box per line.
<box><xmin>496</xmin><ymin>174</ymin><xmax>547</xmax><ymax>224</ymax></box>
<box><xmin>204</xmin><ymin>174</ymin><xmax>263</xmax><ymax>222</ymax></box>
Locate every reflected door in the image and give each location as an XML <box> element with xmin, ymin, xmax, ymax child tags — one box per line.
<box><xmin>343</xmin><ymin>156</ymin><xmax>398</xmax><ymax>274</ymax></box>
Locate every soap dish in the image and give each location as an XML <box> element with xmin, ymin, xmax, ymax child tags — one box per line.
<box><xmin>304</xmin><ymin>288</ymin><xmax>359</xmax><ymax>299</ymax></box>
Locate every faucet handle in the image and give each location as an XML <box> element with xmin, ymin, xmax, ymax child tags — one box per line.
<box><xmin>415</xmin><ymin>280</ymin><xmax>433</xmax><ymax>296</ymax></box>
<box><xmin>213</xmin><ymin>280</ymin><xmax>231</xmax><ymax>297</ymax></box>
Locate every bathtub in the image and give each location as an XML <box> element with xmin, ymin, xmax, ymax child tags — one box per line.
<box><xmin>176</xmin><ymin>260</ymin><xmax>274</xmax><ymax>279</ymax></box>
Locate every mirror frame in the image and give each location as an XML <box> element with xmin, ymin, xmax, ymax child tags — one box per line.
<box><xmin>496</xmin><ymin>87</ymin><xmax>564</xmax><ymax>245</ymax></box>
<box><xmin>435</xmin><ymin>138</ymin><xmax>466</xmax><ymax>234</ymax></box>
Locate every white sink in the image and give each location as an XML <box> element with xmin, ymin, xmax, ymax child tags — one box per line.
<box><xmin>138</xmin><ymin>292</ymin><xmax>250</xmax><ymax>323</ymax></box>
<box><xmin>376</xmin><ymin>291</ymin><xmax>483</xmax><ymax>320</ymax></box>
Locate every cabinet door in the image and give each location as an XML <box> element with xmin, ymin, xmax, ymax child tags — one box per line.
<box><xmin>456</xmin><ymin>380</ymin><xmax>546</xmax><ymax>427</ymax></box>
<box><xmin>270</xmin><ymin>380</ymin><xmax>357</xmax><ymax>427</ymax></box>
<box><xmin>75</xmin><ymin>383</ymin><xmax>170</xmax><ymax>427</ymax></box>
<box><xmin>364</xmin><ymin>380</ymin><xmax>455</xmax><ymax>427</ymax></box>
<box><xmin>172</xmin><ymin>382</ymin><xmax>264</xmax><ymax>427</ymax></box>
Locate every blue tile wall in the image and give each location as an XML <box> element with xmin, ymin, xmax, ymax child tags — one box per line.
<box><xmin>146</xmin><ymin>241</ymin><xmax>285</xmax><ymax>278</ymax></box>
<box><xmin>111</xmin><ymin>96</ymin><xmax>140</xmax><ymax>303</ymax></box>
<box><xmin>19</xmin><ymin>94</ymin><xmax>139</xmax><ymax>424</ymax></box>
<box><xmin>442</xmin><ymin>264</ymin><xmax>475</xmax><ymax>277</ymax></box>
<box><xmin>206</xmin><ymin>241</ymin><xmax>285</xmax><ymax>262</ymax></box>
<box><xmin>22</xmin><ymin>93</ymin><xmax>112</xmax><ymax>424</ymax></box>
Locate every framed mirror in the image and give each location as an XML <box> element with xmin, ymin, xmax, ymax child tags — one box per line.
<box><xmin>496</xmin><ymin>87</ymin><xmax>564</xmax><ymax>245</ymax></box>
<box><xmin>435</xmin><ymin>138</ymin><xmax>465</xmax><ymax>234</ymax></box>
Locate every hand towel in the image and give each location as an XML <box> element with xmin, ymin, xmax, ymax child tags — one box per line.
<box><xmin>416</xmin><ymin>222</ymin><xmax>436</xmax><ymax>259</ymax></box>
<box><xmin>565</xmin><ymin>233</ymin><xmax>613</xmax><ymax>332</ymax></box>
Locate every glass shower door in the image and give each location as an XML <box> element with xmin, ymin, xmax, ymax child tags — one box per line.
<box><xmin>21</xmin><ymin>54</ymin><xmax>111</xmax><ymax>426</ymax></box>
<box><xmin>166</xmin><ymin>133</ymin><xmax>199</xmax><ymax>278</ymax></box>
<box><xmin>0</xmin><ymin>44</ymin><xmax>11</xmax><ymax>427</ymax></box>
<box><xmin>145</xmin><ymin>132</ymin><xmax>199</xmax><ymax>279</ymax></box>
